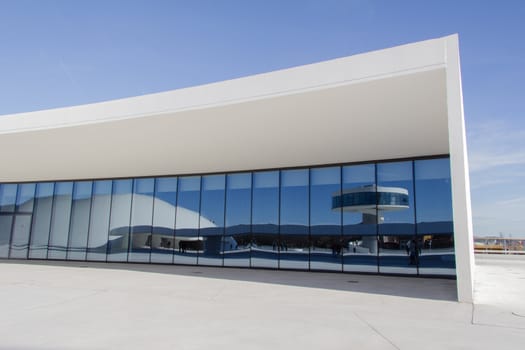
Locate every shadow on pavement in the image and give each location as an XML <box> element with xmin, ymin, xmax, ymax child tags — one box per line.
<box><xmin>2</xmin><ymin>259</ymin><xmax>458</xmax><ymax>301</ymax></box>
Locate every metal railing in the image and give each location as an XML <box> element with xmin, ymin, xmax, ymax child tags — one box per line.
<box><xmin>474</xmin><ymin>248</ymin><xmax>525</xmax><ymax>255</ymax></box>
<box><xmin>474</xmin><ymin>237</ymin><xmax>525</xmax><ymax>255</ymax></box>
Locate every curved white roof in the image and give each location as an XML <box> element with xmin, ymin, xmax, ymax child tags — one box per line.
<box><xmin>0</xmin><ymin>36</ymin><xmax>454</xmax><ymax>183</ymax></box>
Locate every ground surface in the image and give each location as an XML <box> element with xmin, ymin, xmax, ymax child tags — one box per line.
<box><xmin>0</xmin><ymin>255</ymin><xmax>524</xmax><ymax>350</ymax></box>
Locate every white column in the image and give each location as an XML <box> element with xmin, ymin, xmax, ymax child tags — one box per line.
<box><xmin>445</xmin><ymin>34</ymin><xmax>475</xmax><ymax>303</ymax></box>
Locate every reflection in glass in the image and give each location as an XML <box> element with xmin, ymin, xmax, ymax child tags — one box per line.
<box><xmin>67</xmin><ymin>181</ymin><xmax>93</xmax><ymax>261</ymax></box>
<box><xmin>9</xmin><ymin>184</ymin><xmax>36</xmax><ymax>259</ymax></box>
<box><xmin>174</xmin><ymin>176</ymin><xmax>200</xmax><ymax>265</ymax></box>
<box><xmin>16</xmin><ymin>183</ymin><xmax>36</xmax><ymax>213</ymax></box>
<box><xmin>0</xmin><ymin>215</ymin><xmax>13</xmax><ymax>258</ymax></box>
<box><xmin>199</xmin><ymin>175</ymin><xmax>225</xmax><ymax>266</ymax></box>
<box><xmin>377</xmin><ymin>162</ymin><xmax>415</xmax><ymax>274</ymax></box>
<box><xmin>9</xmin><ymin>215</ymin><xmax>32</xmax><ymax>259</ymax></box>
<box><xmin>0</xmin><ymin>184</ymin><xmax>18</xmax><ymax>213</ymax></box>
<box><xmin>415</xmin><ymin>158</ymin><xmax>455</xmax><ymax>275</ymax></box>
<box><xmin>280</xmin><ymin>169</ymin><xmax>309</xmax><ymax>270</ymax></box>
<box><xmin>129</xmin><ymin>178</ymin><xmax>154</xmax><ymax>263</ymax></box>
<box><xmin>0</xmin><ymin>157</ymin><xmax>456</xmax><ymax>278</ymax></box>
<box><xmin>151</xmin><ymin>177</ymin><xmax>177</xmax><ymax>264</ymax></box>
<box><xmin>310</xmin><ymin>167</ymin><xmax>341</xmax><ymax>271</ymax></box>
<box><xmin>379</xmin><ymin>234</ymin><xmax>416</xmax><ymax>273</ymax></box>
<box><xmin>29</xmin><ymin>183</ymin><xmax>55</xmax><ymax>259</ymax></box>
<box><xmin>341</xmin><ymin>164</ymin><xmax>377</xmax><ymax>273</ymax></box>
<box><xmin>107</xmin><ymin>179</ymin><xmax>132</xmax><ymax>262</ymax></box>
<box><xmin>87</xmin><ymin>180</ymin><xmax>112</xmax><ymax>261</ymax></box>
<box><xmin>251</xmin><ymin>171</ymin><xmax>279</xmax><ymax>269</ymax></box>
<box><xmin>224</xmin><ymin>173</ymin><xmax>251</xmax><ymax>267</ymax></box>
<box><xmin>48</xmin><ymin>182</ymin><xmax>73</xmax><ymax>260</ymax></box>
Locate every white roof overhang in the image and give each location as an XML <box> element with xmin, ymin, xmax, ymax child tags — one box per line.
<box><xmin>0</xmin><ymin>36</ymin><xmax>451</xmax><ymax>182</ymax></box>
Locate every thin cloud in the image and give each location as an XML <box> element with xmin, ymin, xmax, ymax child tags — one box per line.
<box><xmin>469</xmin><ymin>151</ymin><xmax>525</xmax><ymax>173</ymax></box>
<box><xmin>496</xmin><ymin>197</ymin><xmax>525</xmax><ymax>206</ymax></box>
<box><xmin>467</xmin><ymin>119</ymin><xmax>525</xmax><ymax>236</ymax></box>
<box><xmin>467</xmin><ymin>120</ymin><xmax>525</xmax><ymax>173</ymax></box>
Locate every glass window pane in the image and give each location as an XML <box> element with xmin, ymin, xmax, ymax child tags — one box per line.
<box><xmin>341</xmin><ymin>164</ymin><xmax>378</xmax><ymax>273</ymax></box>
<box><xmin>174</xmin><ymin>176</ymin><xmax>200</xmax><ymax>265</ymax></box>
<box><xmin>0</xmin><ymin>215</ymin><xmax>13</xmax><ymax>258</ymax></box>
<box><xmin>129</xmin><ymin>178</ymin><xmax>154</xmax><ymax>263</ymax></box>
<box><xmin>224</xmin><ymin>173</ymin><xmax>251</xmax><ymax>267</ymax></box>
<box><xmin>151</xmin><ymin>177</ymin><xmax>177</xmax><ymax>264</ymax></box>
<box><xmin>16</xmin><ymin>183</ymin><xmax>36</xmax><ymax>213</ymax></box>
<box><xmin>199</xmin><ymin>175</ymin><xmax>225</xmax><ymax>266</ymax></box>
<box><xmin>10</xmin><ymin>184</ymin><xmax>36</xmax><ymax>259</ymax></box>
<box><xmin>48</xmin><ymin>182</ymin><xmax>73</xmax><ymax>260</ymax></box>
<box><xmin>310</xmin><ymin>167</ymin><xmax>341</xmax><ymax>271</ymax></box>
<box><xmin>415</xmin><ymin>158</ymin><xmax>455</xmax><ymax>276</ymax></box>
<box><xmin>108</xmin><ymin>179</ymin><xmax>132</xmax><ymax>262</ymax></box>
<box><xmin>379</xmin><ymin>234</ymin><xmax>417</xmax><ymax>274</ymax></box>
<box><xmin>0</xmin><ymin>184</ymin><xmax>18</xmax><ymax>213</ymax></box>
<box><xmin>251</xmin><ymin>171</ymin><xmax>279</xmax><ymax>269</ymax></box>
<box><xmin>29</xmin><ymin>183</ymin><xmax>55</xmax><ymax>259</ymax></box>
<box><xmin>67</xmin><ymin>181</ymin><xmax>93</xmax><ymax>261</ymax></box>
<box><xmin>9</xmin><ymin>215</ymin><xmax>32</xmax><ymax>259</ymax></box>
<box><xmin>377</xmin><ymin>161</ymin><xmax>415</xmax><ymax>275</ymax></box>
<box><xmin>280</xmin><ymin>169</ymin><xmax>309</xmax><ymax>270</ymax></box>
<box><xmin>87</xmin><ymin>180</ymin><xmax>112</xmax><ymax>261</ymax></box>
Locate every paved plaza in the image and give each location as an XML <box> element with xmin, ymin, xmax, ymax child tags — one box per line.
<box><xmin>0</xmin><ymin>255</ymin><xmax>524</xmax><ymax>349</ymax></box>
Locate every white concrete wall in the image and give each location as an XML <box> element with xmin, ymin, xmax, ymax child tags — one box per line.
<box><xmin>445</xmin><ymin>35</ymin><xmax>475</xmax><ymax>303</ymax></box>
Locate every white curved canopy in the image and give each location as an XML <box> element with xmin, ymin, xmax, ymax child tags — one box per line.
<box><xmin>0</xmin><ymin>36</ymin><xmax>452</xmax><ymax>183</ymax></box>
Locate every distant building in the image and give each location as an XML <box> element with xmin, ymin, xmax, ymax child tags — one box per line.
<box><xmin>0</xmin><ymin>35</ymin><xmax>474</xmax><ymax>302</ymax></box>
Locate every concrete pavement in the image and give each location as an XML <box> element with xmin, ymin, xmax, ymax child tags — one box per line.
<box><xmin>0</xmin><ymin>255</ymin><xmax>523</xmax><ymax>349</ymax></box>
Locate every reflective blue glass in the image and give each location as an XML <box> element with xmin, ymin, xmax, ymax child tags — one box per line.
<box><xmin>342</xmin><ymin>164</ymin><xmax>377</xmax><ymax>273</ymax></box>
<box><xmin>251</xmin><ymin>171</ymin><xmax>279</xmax><ymax>269</ymax></box>
<box><xmin>0</xmin><ymin>157</ymin><xmax>455</xmax><ymax>279</ymax></box>
<box><xmin>280</xmin><ymin>169</ymin><xmax>309</xmax><ymax>270</ymax></box>
<box><xmin>415</xmin><ymin>158</ymin><xmax>455</xmax><ymax>276</ymax></box>
<box><xmin>9</xmin><ymin>215</ymin><xmax>32</xmax><ymax>259</ymax></box>
<box><xmin>108</xmin><ymin>179</ymin><xmax>133</xmax><ymax>262</ymax></box>
<box><xmin>87</xmin><ymin>180</ymin><xmax>112</xmax><ymax>261</ymax></box>
<box><xmin>377</xmin><ymin>162</ymin><xmax>416</xmax><ymax>275</ymax></box>
<box><xmin>310</xmin><ymin>167</ymin><xmax>341</xmax><ymax>271</ymax></box>
<box><xmin>28</xmin><ymin>183</ymin><xmax>54</xmax><ymax>259</ymax></box>
<box><xmin>0</xmin><ymin>184</ymin><xmax>18</xmax><ymax>213</ymax></box>
<box><xmin>67</xmin><ymin>181</ymin><xmax>93</xmax><ymax>261</ymax></box>
<box><xmin>9</xmin><ymin>184</ymin><xmax>36</xmax><ymax>259</ymax></box>
<box><xmin>16</xmin><ymin>183</ymin><xmax>36</xmax><ymax>213</ymax></box>
<box><xmin>129</xmin><ymin>178</ymin><xmax>155</xmax><ymax>263</ymax></box>
<box><xmin>151</xmin><ymin>177</ymin><xmax>177</xmax><ymax>264</ymax></box>
<box><xmin>0</xmin><ymin>215</ymin><xmax>13</xmax><ymax>258</ymax></box>
<box><xmin>224</xmin><ymin>173</ymin><xmax>251</xmax><ymax>267</ymax></box>
<box><xmin>0</xmin><ymin>184</ymin><xmax>18</xmax><ymax>257</ymax></box>
<box><xmin>199</xmin><ymin>175</ymin><xmax>225</xmax><ymax>266</ymax></box>
<box><xmin>48</xmin><ymin>182</ymin><xmax>73</xmax><ymax>260</ymax></box>
<box><xmin>174</xmin><ymin>176</ymin><xmax>200</xmax><ymax>265</ymax></box>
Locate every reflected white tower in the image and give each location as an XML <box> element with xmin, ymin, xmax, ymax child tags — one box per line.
<box><xmin>332</xmin><ymin>185</ymin><xmax>409</xmax><ymax>253</ymax></box>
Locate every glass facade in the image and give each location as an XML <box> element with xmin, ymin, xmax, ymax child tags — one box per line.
<box><xmin>0</xmin><ymin>157</ymin><xmax>455</xmax><ymax>276</ymax></box>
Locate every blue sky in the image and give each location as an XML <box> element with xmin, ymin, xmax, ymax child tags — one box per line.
<box><xmin>0</xmin><ymin>0</ymin><xmax>523</xmax><ymax>237</ymax></box>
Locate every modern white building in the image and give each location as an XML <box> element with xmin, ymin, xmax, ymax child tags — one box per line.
<box><xmin>0</xmin><ymin>35</ymin><xmax>474</xmax><ymax>302</ymax></box>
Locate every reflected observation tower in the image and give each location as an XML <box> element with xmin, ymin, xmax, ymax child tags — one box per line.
<box><xmin>332</xmin><ymin>185</ymin><xmax>409</xmax><ymax>253</ymax></box>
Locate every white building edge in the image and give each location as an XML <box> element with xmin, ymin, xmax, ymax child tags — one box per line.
<box><xmin>0</xmin><ymin>35</ymin><xmax>474</xmax><ymax>302</ymax></box>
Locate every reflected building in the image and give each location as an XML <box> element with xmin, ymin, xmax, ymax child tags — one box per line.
<box><xmin>333</xmin><ymin>184</ymin><xmax>410</xmax><ymax>254</ymax></box>
<box><xmin>0</xmin><ymin>35</ymin><xmax>474</xmax><ymax>302</ymax></box>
